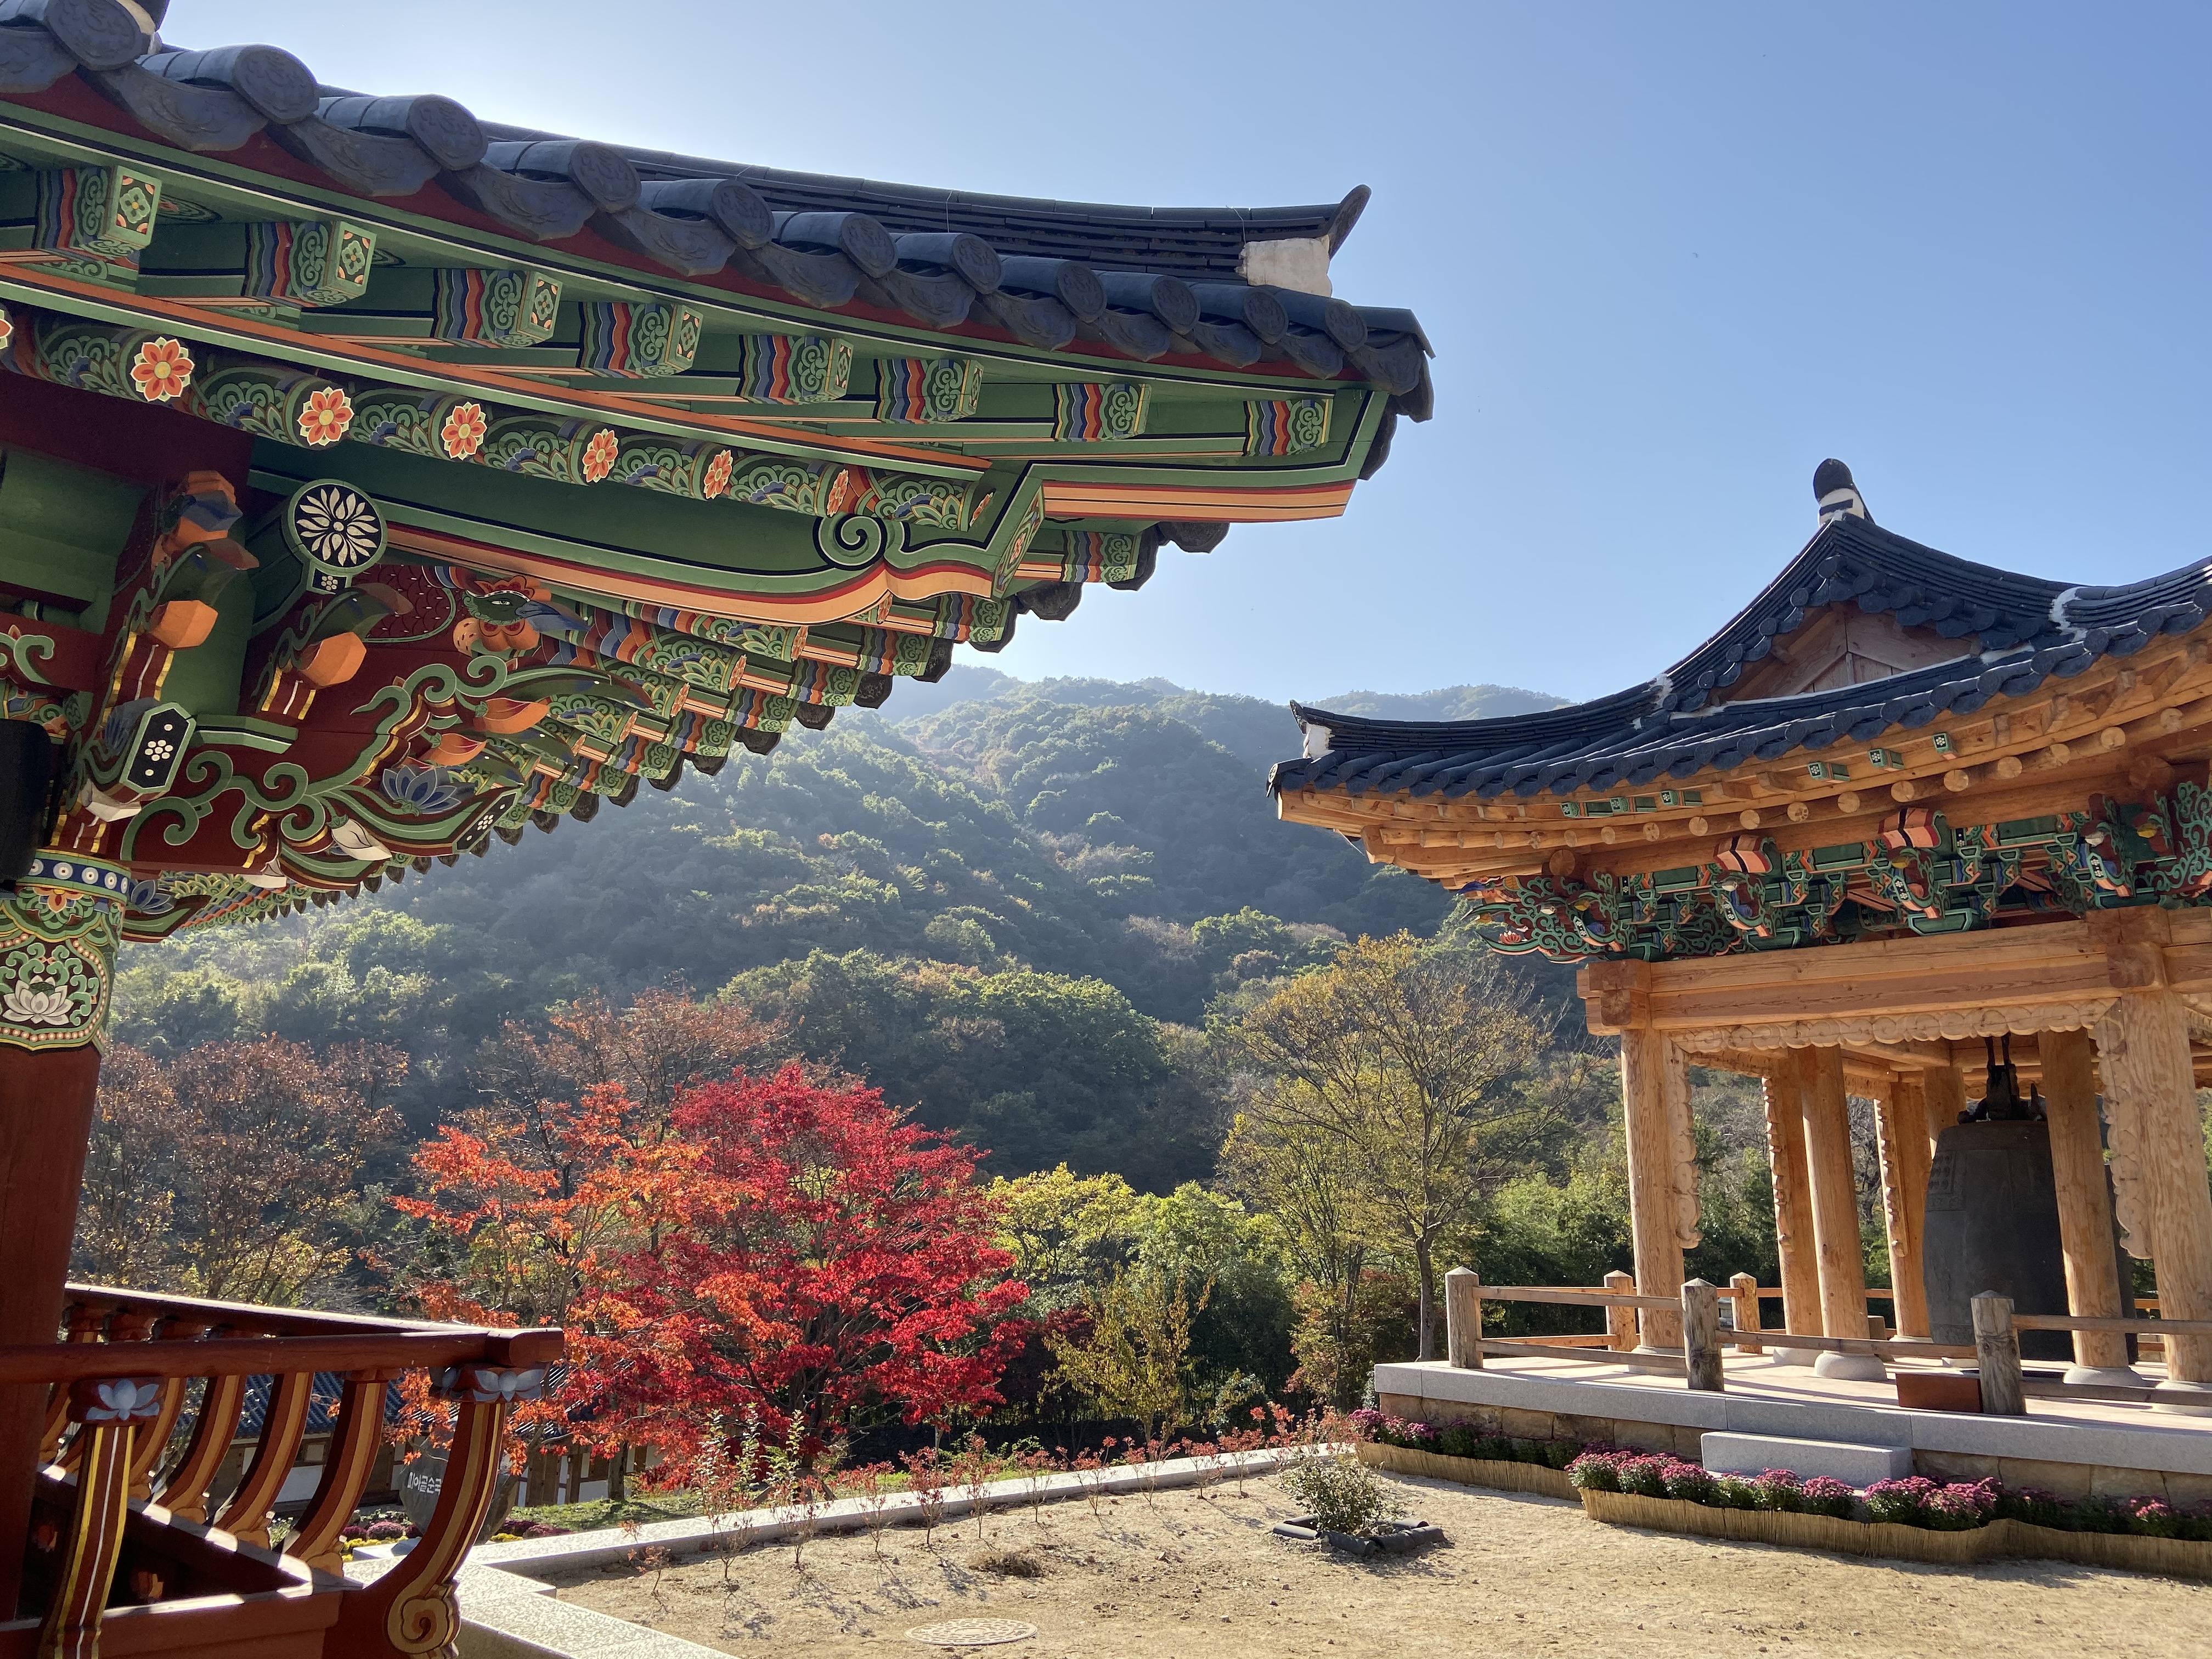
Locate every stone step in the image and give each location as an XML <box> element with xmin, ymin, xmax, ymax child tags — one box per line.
<box><xmin>1700</xmin><ymin>1431</ymin><xmax>1911</xmax><ymax>1487</ymax></box>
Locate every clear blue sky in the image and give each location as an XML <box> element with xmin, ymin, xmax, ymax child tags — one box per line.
<box><xmin>178</xmin><ymin>2</ymin><xmax>2212</xmax><ymax>706</ymax></box>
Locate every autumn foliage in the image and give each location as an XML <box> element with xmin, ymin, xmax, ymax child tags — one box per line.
<box><xmin>591</xmin><ymin>1066</ymin><xmax>1030</xmax><ymax>1459</ymax></box>
<box><xmin>400</xmin><ymin>1057</ymin><xmax>1028</xmax><ymax>1466</ymax></box>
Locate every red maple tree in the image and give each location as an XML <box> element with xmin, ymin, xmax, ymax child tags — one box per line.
<box><xmin>398</xmin><ymin>1056</ymin><xmax>1026</xmax><ymax>1469</ymax></box>
<box><xmin>582</xmin><ymin>1064</ymin><xmax>1029</xmax><ymax>1464</ymax></box>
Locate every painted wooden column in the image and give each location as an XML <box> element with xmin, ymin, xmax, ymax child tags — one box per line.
<box><xmin>1798</xmin><ymin>1046</ymin><xmax>1882</xmax><ymax>1378</ymax></box>
<box><xmin>1760</xmin><ymin>1059</ymin><xmax>1821</xmax><ymax>1362</ymax></box>
<box><xmin>1871</xmin><ymin>1073</ymin><xmax>1933</xmax><ymax>1340</ymax></box>
<box><xmin>0</xmin><ymin>854</ymin><xmax>124</xmax><ymax>1618</ymax></box>
<box><xmin>1620</xmin><ymin>1025</ymin><xmax>1686</xmax><ymax>1350</ymax></box>
<box><xmin>2088</xmin><ymin>909</ymin><xmax>2212</xmax><ymax>1404</ymax></box>
<box><xmin>2041</xmin><ymin>1026</ymin><xmax>2140</xmax><ymax>1384</ymax></box>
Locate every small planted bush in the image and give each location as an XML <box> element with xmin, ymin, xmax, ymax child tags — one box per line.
<box><xmin>1280</xmin><ymin>1453</ymin><xmax>1407</xmax><ymax>1540</ymax></box>
<box><xmin>1617</xmin><ymin>1456</ymin><xmax>1673</xmax><ymax>1499</ymax></box>
<box><xmin>1562</xmin><ymin>1450</ymin><xmax>2212</xmax><ymax>1545</ymax></box>
<box><xmin>1711</xmin><ymin>1475</ymin><xmax>1760</xmax><ymax>1510</ymax></box>
<box><xmin>1799</xmin><ymin>1478</ymin><xmax>1857</xmax><ymax>1520</ymax></box>
<box><xmin>1357</xmin><ymin>1413</ymin><xmax>1584</xmax><ymax>1470</ymax></box>
<box><xmin>1865</xmin><ymin>1477</ymin><xmax>1938</xmax><ymax>1526</ymax></box>
<box><xmin>1995</xmin><ymin>1487</ymin><xmax>2067</xmax><ymax>1528</ymax></box>
<box><xmin>1751</xmin><ymin>1470</ymin><xmax>1805</xmax><ymax>1514</ymax></box>
<box><xmin>1567</xmin><ymin>1450</ymin><xmax>1623</xmax><ymax>1492</ymax></box>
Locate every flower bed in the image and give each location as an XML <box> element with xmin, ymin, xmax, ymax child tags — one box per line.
<box><xmin>1349</xmin><ymin>1412</ymin><xmax>1581</xmax><ymax>1500</ymax></box>
<box><xmin>1565</xmin><ymin>1450</ymin><xmax>2212</xmax><ymax>1579</ymax></box>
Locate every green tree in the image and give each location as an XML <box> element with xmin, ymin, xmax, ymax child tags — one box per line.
<box><xmin>727</xmin><ymin>950</ymin><xmax>1219</xmax><ymax>1188</ymax></box>
<box><xmin>1233</xmin><ymin>934</ymin><xmax>1542</xmax><ymax>1360</ymax></box>
<box><xmin>1045</xmin><ymin>1268</ymin><xmax>1207</xmax><ymax>1441</ymax></box>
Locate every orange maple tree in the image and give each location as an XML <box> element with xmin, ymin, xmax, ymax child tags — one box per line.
<box><xmin>398</xmin><ymin>1038</ymin><xmax>1027</xmax><ymax>1469</ymax></box>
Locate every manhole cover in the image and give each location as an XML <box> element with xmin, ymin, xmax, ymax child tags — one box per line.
<box><xmin>905</xmin><ymin>1617</ymin><xmax>1039</xmax><ymax>1647</ymax></box>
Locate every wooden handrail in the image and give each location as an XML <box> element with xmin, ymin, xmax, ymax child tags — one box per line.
<box><xmin>23</xmin><ymin>1295</ymin><xmax>566</xmax><ymax>1659</ymax></box>
<box><xmin>1476</xmin><ymin>1285</ymin><xmax>1679</xmax><ymax>1312</ymax></box>
<box><xmin>2011</xmin><ymin>1312</ymin><xmax>2212</xmax><ymax>1335</ymax></box>
<box><xmin>0</xmin><ymin>1326</ymin><xmax>562</xmax><ymax>1385</ymax></box>
<box><xmin>63</xmin><ymin>1282</ymin><xmax>500</xmax><ymax>1339</ymax></box>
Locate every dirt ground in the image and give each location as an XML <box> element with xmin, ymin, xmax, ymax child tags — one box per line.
<box><xmin>549</xmin><ymin>1469</ymin><xmax>2212</xmax><ymax>1658</ymax></box>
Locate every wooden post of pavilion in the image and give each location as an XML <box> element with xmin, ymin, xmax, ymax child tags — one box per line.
<box><xmin>0</xmin><ymin>860</ymin><xmax>123</xmax><ymax>1618</ymax></box>
<box><xmin>2089</xmin><ymin>909</ymin><xmax>2212</xmax><ymax>1407</ymax></box>
<box><xmin>1798</xmin><ymin>1046</ymin><xmax>1883</xmax><ymax>1379</ymax></box>
<box><xmin>1760</xmin><ymin>1059</ymin><xmax>1821</xmax><ymax>1364</ymax></box>
<box><xmin>1583</xmin><ymin>962</ymin><xmax>1686</xmax><ymax>1350</ymax></box>
<box><xmin>2040</xmin><ymin>1026</ymin><xmax>2142</xmax><ymax>1384</ymax></box>
<box><xmin>1621</xmin><ymin>1024</ymin><xmax>1687</xmax><ymax>1350</ymax></box>
<box><xmin>1871</xmin><ymin>1071</ymin><xmax>1934</xmax><ymax>1340</ymax></box>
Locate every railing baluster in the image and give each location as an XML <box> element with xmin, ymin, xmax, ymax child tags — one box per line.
<box><xmin>215</xmin><ymin>1370</ymin><xmax>315</xmax><ymax>1547</ymax></box>
<box><xmin>1444</xmin><ymin>1267</ymin><xmax>1483</xmax><ymax>1369</ymax></box>
<box><xmin>1604</xmin><ymin>1270</ymin><xmax>1638</xmax><ymax>1351</ymax></box>
<box><xmin>36</xmin><ymin>1376</ymin><xmax>162</xmax><ymax>1659</ymax></box>
<box><xmin>1729</xmin><ymin>1273</ymin><xmax>1762</xmax><ymax>1355</ymax></box>
<box><xmin>1973</xmin><ymin>1291</ymin><xmax>2028</xmax><ymax>1416</ymax></box>
<box><xmin>1682</xmin><ymin>1279</ymin><xmax>1725</xmax><ymax>1392</ymax></box>
<box><xmin>127</xmin><ymin>1322</ymin><xmax>211</xmax><ymax>1502</ymax></box>
<box><xmin>155</xmin><ymin>1369</ymin><xmax>245</xmax><ymax>1525</ymax></box>
<box><xmin>287</xmin><ymin>1368</ymin><xmax>398</xmax><ymax>1573</ymax></box>
<box><xmin>328</xmin><ymin>1364</ymin><xmax>544</xmax><ymax>1659</ymax></box>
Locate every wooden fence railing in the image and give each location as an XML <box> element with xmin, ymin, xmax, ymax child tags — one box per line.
<box><xmin>1441</xmin><ymin>1270</ymin><xmax>2207</xmax><ymax>1418</ymax></box>
<box><xmin>8</xmin><ymin>1284</ymin><xmax>561</xmax><ymax>1659</ymax></box>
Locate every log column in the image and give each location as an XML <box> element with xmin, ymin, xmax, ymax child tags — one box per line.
<box><xmin>0</xmin><ymin>853</ymin><xmax>124</xmax><ymax>1617</ymax></box>
<box><xmin>1798</xmin><ymin>1046</ymin><xmax>1882</xmax><ymax>1379</ymax></box>
<box><xmin>1760</xmin><ymin>1059</ymin><xmax>1820</xmax><ymax>1364</ymax></box>
<box><xmin>1872</xmin><ymin>1073</ymin><xmax>1933</xmax><ymax>1340</ymax></box>
<box><xmin>1620</xmin><ymin>1025</ymin><xmax>1686</xmax><ymax>1350</ymax></box>
<box><xmin>2089</xmin><ymin>909</ymin><xmax>2212</xmax><ymax>1406</ymax></box>
<box><xmin>2041</xmin><ymin>1026</ymin><xmax>2141</xmax><ymax>1384</ymax></box>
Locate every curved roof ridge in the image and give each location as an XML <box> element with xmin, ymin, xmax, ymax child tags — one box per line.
<box><xmin>475</xmin><ymin>118</ymin><xmax>1371</xmax><ymax>274</ymax></box>
<box><xmin>1272</xmin><ymin>512</ymin><xmax>2212</xmax><ymax>803</ymax></box>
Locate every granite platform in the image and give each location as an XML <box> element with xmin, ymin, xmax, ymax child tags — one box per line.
<box><xmin>1374</xmin><ymin>1353</ymin><xmax>2212</xmax><ymax>1504</ymax></box>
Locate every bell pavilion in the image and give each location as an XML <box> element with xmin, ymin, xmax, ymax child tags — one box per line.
<box><xmin>1274</xmin><ymin>462</ymin><xmax>2212</xmax><ymax>1502</ymax></box>
<box><xmin>0</xmin><ymin>1</ymin><xmax>1429</xmax><ymax>1654</ymax></box>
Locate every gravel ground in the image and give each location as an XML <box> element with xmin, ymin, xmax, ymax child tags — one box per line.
<box><xmin>548</xmin><ymin>1468</ymin><xmax>2212</xmax><ymax>1657</ymax></box>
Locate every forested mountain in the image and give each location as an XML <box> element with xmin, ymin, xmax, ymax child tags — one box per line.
<box><xmin>114</xmin><ymin>672</ymin><xmax>1516</xmax><ymax>1171</ymax></box>
<box><xmin>889</xmin><ymin>668</ymin><xmax>1567</xmax><ymax>770</ymax></box>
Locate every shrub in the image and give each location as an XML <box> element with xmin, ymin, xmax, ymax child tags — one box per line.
<box><xmin>1751</xmin><ymin>1469</ymin><xmax>1805</xmax><ymax>1513</ymax></box>
<box><xmin>2066</xmin><ymin>1498</ymin><xmax>2123</xmax><ymax>1535</ymax></box>
<box><xmin>1660</xmin><ymin>1462</ymin><xmax>1716</xmax><ymax>1503</ymax></box>
<box><xmin>1617</xmin><ymin>1456</ymin><xmax>1672</xmax><ymax>1499</ymax></box>
<box><xmin>1711</xmin><ymin>1475</ymin><xmax>1760</xmax><ymax>1510</ymax></box>
<box><xmin>364</xmin><ymin>1521</ymin><xmax>409</xmax><ymax>1542</ymax></box>
<box><xmin>1540</xmin><ymin>1439</ymin><xmax>1582</xmax><ymax>1469</ymax></box>
<box><xmin>1567</xmin><ymin>1450</ymin><xmax>1624</xmax><ymax>1492</ymax></box>
<box><xmin>1865</xmin><ymin>1477</ymin><xmax>1937</xmax><ymax>1526</ymax></box>
<box><xmin>1280</xmin><ymin>1452</ymin><xmax>1406</xmax><ymax>1539</ymax></box>
<box><xmin>2124</xmin><ymin>1499</ymin><xmax>2182</xmax><ymax>1539</ymax></box>
<box><xmin>1920</xmin><ymin>1490</ymin><xmax>1986</xmax><ymax>1531</ymax></box>
<box><xmin>1800</xmin><ymin>1478</ymin><xmax>1856</xmax><ymax>1519</ymax></box>
<box><xmin>1994</xmin><ymin>1487</ymin><xmax>2066</xmax><ymax>1528</ymax></box>
<box><xmin>2178</xmin><ymin>1501</ymin><xmax>2212</xmax><ymax>1544</ymax></box>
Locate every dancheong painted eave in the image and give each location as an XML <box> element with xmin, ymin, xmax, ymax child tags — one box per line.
<box><xmin>0</xmin><ymin>0</ymin><xmax>1435</xmax><ymax>953</ymax></box>
<box><xmin>1272</xmin><ymin>462</ymin><xmax>2212</xmax><ymax>966</ymax></box>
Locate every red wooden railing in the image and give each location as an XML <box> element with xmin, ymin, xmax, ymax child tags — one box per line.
<box><xmin>4</xmin><ymin>1285</ymin><xmax>560</xmax><ymax>1659</ymax></box>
